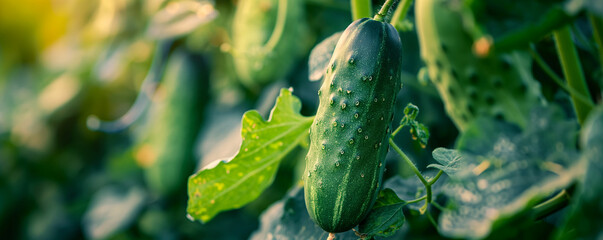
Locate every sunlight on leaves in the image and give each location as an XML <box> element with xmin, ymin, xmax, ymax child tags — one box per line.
<box><xmin>147</xmin><ymin>0</ymin><xmax>218</xmax><ymax>40</ymax></box>
<box><xmin>186</xmin><ymin>89</ymin><xmax>314</xmax><ymax>223</ymax></box>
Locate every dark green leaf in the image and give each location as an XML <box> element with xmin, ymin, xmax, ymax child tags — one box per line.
<box><xmin>187</xmin><ymin>89</ymin><xmax>314</xmax><ymax>223</ymax></box>
<box><xmin>147</xmin><ymin>1</ymin><xmax>218</xmax><ymax>40</ymax></box>
<box><xmin>557</xmin><ymin>106</ymin><xmax>603</xmax><ymax>239</ymax></box>
<box><xmin>438</xmin><ymin>107</ymin><xmax>584</xmax><ymax>239</ymax></box>
<box><xmin>308</xmin><ymin>32</ymin><xmax>343</xmax><ymax>81</ymax></box>
<box><xmin>358</xmin><ymin>188</ymin><xmax>405</xmax><ymax>238</ymax></box>
<box><xmin>250</xmin><ymin>187</ymin><xmax>358</xmax><ymax>240</ymax></box>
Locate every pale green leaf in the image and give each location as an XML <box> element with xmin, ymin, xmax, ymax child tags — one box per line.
<box><xmin>186</xmin><ymin>89</ymin><xmax>313</xmax><ymax>223</ymax></box>
<box><xmin>308</xmin><ymin>32</ymin><xmax>342</xmax><ymax>81</ymax></box>
<box><xmin>428</xmin><ymin>148</ymin><xmax>465</xmax><ymax>178</ymax></box>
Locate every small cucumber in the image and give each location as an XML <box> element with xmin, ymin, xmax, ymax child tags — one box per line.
<box><xmin>142</xmin><ymin>49</ymin><xmax>209</xmax><ymax>195</ymax></box>
<box><xmin>232</xmin><ymin>0</ymin><xmax>306</xmax><ymax>87</ymax></box>
<box><xmin>304</xmin><ymin>18</ymin><xmax>403</xmax><ymax>233</ymax></box>
<box><xmin>415</xmin><ymin>0</ymin><xmax>543</xmax><ymax>131</ymax></box>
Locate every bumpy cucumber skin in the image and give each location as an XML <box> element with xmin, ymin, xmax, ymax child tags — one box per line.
<box><xmin>304</xmin><ymin>18</ymin><xmax>402</xmax><ymax>233</ymax></box>
<box><xmin>145</xmin><ymin>50</ymin><xmax>208</xmax><ymax>195</ymax></box>
<box><xmin>232</xmin><ymin>0</ymin><xmax>305</xmax><ymax>86</ymax></box>
<box><xmin>415</xmin><ymin>0</ymin><xmax>542</xmax><ymax>131</ymax></box>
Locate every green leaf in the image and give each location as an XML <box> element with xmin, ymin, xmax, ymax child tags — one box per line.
<box><xmin>308</xmin><ymin>31</ymin><xmax>343</xmax><ymax>81</ymax></box>
<box><xmin>358</xmin><ymin>188</ymin><xmax>405</xmax><ymax>238</ymax></box>
<box><xmin>187</xmin><ymin>89</ymin><xmax>314</xmax><ymax>223</ymax></box>
<box><xmin>428</xmin><ymin>148</ymin><xmax>465</xmax><ymax>178</ymax></box>
<box><xmin>250</xmin><ymin>187</ymin><xmax>359</xmax><ymax>240</ymax></box>
<box><xmin>147</xmin><ymin>0</ymin><xmax>218</xmax><ymax>40</ymax></box>
<box><xmin>438</xmin><ymin>106</ymin><xmax>584</xmax><ymax>239</ymax></box>
<box><xmin>557</xmin><ymin>106</ymin><xmax>603</xmax><ymax>239</ymax></box>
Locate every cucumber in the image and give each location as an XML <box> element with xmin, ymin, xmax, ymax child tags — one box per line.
<box><xmin>142</xmin><ymin>49</ymin><xmax>208</xmax><ymax>195</ymax></box>
<box><xmin>232</xmin><ymin>0</ymin><xmax>306</xmax><ymax>87</ymax></box>
<box><xmin>304</xmin><ymin>18</ymin><xmax>402</xmax><ymax>233</ymax></box>
<box><xmin>415</xmin><ymin>0</ymin><xmax>543</xmax><ymax>131</ymax></box>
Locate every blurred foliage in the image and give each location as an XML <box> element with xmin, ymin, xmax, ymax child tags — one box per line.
<box><xmin>0</xmin><ymin>0</ymin><xmax>601</xmax><ymax>239</ymax></box>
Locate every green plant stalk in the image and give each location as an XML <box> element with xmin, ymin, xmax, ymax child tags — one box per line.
<box><xmin>553</xmin><ymin>26</ymin><xmax>594</xmax><ymax>125</ymax></box>
<box><xmin>263</xmin><ymin>0</ymin><xmax>288</xmax><ymax>53</ymax></box>
<box><xmin>529</xmin><ymin>45</ymin><xmax>595</xmax><ymax>107</ymax></box>
<box><xmin>351</xmin><ymin>0</ymin><xmax>372</xmax><ymax>20</ymax></box>
<box><xmin>374</xmin><ymin>0</ymin><xmax>395</xmax><ymax>22</ymax></box>
<box><xmin>390</xmin><ymin>0</ymin><xmax>413</xmax><ymax>29</ymax></box>
<box><xmin>406</xmin><ymin>195</ymin><xmax>427</xmax><ymax>204</ymax></box>
<box><xmin>532</xmin><ymin>190</ymin><xmax>570</xmax><ymax>220</ymax></box>
<box><xmin>389</xmin><ymin>138</ymin><xmax>427</xmax><ymax>186</ymax></box>
<box><xmin>590</xmin><ymin>14</ymin><xmax>603</xmax><ymax>71</ymax></box>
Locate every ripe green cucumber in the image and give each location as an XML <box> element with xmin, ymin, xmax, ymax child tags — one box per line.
<box><xmin>415</xmin><ymin>0</ymin><xmax>543</xmax><ymax>131</ymax></box>
<box><xmin>304</xmin><ymin>18</ymin><xmax>402</xmax><ymax>233</ymax></box>
<box><xmin>143</xmin><ymin>49</ymin><xmax>208</xmax><ymax>195</ymax></box>
<box><xmin>232</xmin><ymin>0</ymin><xmax>306</xmax><ymax>87</ymax></box>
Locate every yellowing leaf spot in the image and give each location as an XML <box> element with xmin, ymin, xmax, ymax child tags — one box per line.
<box><xmin>258</xmin><ymin>175</ymin><xmax>265</xmax><ymax>182</ymax></box>
<box><xmin>215</xmin><ymin>182</ymin><xmax>225</xmax><ymax>191</ymax></box>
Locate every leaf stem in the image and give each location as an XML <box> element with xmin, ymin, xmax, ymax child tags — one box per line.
<box><xmin>428</xmin><ymin>170</ymin><xmax>444</xmax><ymax>186</ymax></box>
<box><xmin>389</xmin><ymin>0</ymin><xmax>413</xmax><ymax>29</ymax></box>
<box><xmin>406</xmin><ymin>195</ymin><xmax>427</xmax><ymax>204</ymax></box>
<box><xmin>590</xmin><ymin>14</ymin><xmax>603</xmax><ymax>72</ymax></box>
<box><xmin>553</xmin><ymin>26</ymin><xmax>594</xmax><ymax>125</ymax></box>
<box><xmin>389</xmin><ymin>138</ymin><xmax>428</xmax><ymax>186</ymax></box>
<box><xmin>532</xmin><ymin>190</ymin><xmax>570</xmax><ymax>220</ymax></box>
<box><xmin>351</xmin><ymin>0</ymin><xmax>372</xmax><ymax>20</ymax></box>
<box><xmin>529</xmin><ymin>45</ymin><xmax>595</xmax><ymax>107</ymax></box>
<box><xmin>373</xmin><ymin>0</ymin><xmax>395</xmax><ymax>22</ymax></box>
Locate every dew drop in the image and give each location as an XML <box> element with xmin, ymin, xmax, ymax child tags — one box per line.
<box><xmin>361</xmin><ymin>173</ymin><xmax>365</xmax><ymax>178</ymax></box>
<box><xmin>338</xmin><ymin>87</ymin><xmax>343</xmax><ymax>93</ymax></box>
<box><xmin>374</xmin><ymin>98</ymin><xmax>378</xmax><ymax>102</ymax></box>
<box><xmin>380</xmin><ymin>116</ymin><xmax>384</xmax><ymax>121</ymax></box>
<box><xmin>365</xmin><ymin>135</ymin><xmax>369</xmax><ymax>140</ymax></box>
<box><xmin>368</xmin><ymin>76</ymin><xmax>373</xmax><ymax>82</ymax></box>
<box><xmin>374</xmin><ymin>144</ymin><xmax>379</xmax><ymax>149</ymax></box>
<box><xmin>346</xmin><ymin>90</ymin><xmax>351</xmax><ymax>94</ymax></box>
<box><xmin>330</xmin><ymin>98</ymin><xmax>334</xmax><ymax>105</ymax></box>
<box><xmin>355</xmin><ymin>101</ymin><xmax>360</xmax><ymax>106</ymax></box>
<box><xmin>341</xmin><ymin>103</ymin><xmax>347</xmax><ymax>109</ymax></box>
<box><xmin>332</xmin><ymin>121</ymin><xmax>337</xmax><ymax>127</ymax></box>
<box><xmin>382</xmin><ymin>97</ymin><xmax>385</xmax><ymax>102</ymax></box>
<box><xmin>317</xmin><ymin>90</ymin><xmax>321</xmax><ymax>96</ymax></box>
<box><xmin>330</xmin><ymin>82</ymin><xmax>334</xmax><ymax>88</ymax></box>
<box><xmin>340</xmin><ymin>150</ymin><xmax>345</xmax><ymax>155</ymax></box>
<box><xmin>354</xmin><ymin>113</ymin><xmax>359</xmax><ymax>118</ymax></box>
<box><xmin>335</xmin><ymin>161</ymin><xmax>340</xmax><ymax>167</ymax></box>
<box><xmin>362</xmin><ymin>76</ymin><xmax>368</xmax><ymax>81</ymax></box>
<box><xmin>340</xmin><ymin>123</ymin><xmax>345</xmax><ymax>128</ymax></box>
<box><xmin>322</xmin><ymin>144</ymin><xmax>326</xmax><ymax>150</ymax></box>
<box><xmin>356</xmin><ymin>155</ymin><xmax>360</xmax><ymax>160</ymax></box>
<box><xmin>349</xmin><ymin>138</ymin><xmax>354</xmax><ymax>144</ymax></box>
<box><xmin>357</xmin><ymin>128</ymin><xmax>363</xmax><ymax>133</ymax></box>
<box><xmin>379</xmin><ymin>163</ymin><xmax>382</xmax><ymax>167</ymax></box>
<box><xmin>331</xmin><ymin>64</ymin><xmax>336</xmax><ymax>71</ymax></box>
<box><xmin>348</xmin><ymin>58</ymin><xmax>355</xmax><ymax>64</ymax></box>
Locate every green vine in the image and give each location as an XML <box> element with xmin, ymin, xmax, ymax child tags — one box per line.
<box><xmin>351</xmin><ymin>0</ymin><xmax>372</xmax><ymax>20</ymax></box>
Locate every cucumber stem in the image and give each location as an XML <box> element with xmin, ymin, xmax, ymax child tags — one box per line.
<box><xmin>553</xmin><ymin>26</ymin><xmax>594</xmax><ymax>125</ymax></box>
<box><xmin>589</xmin><ymin>14</ymin><xmax>603</xmax><ymax>73</ymax></box>
<box><xmin>351</xmin><ymin>0</ymin><xmax>372</xmax><ymax>20</ymax></box>
<box><xmin>529</xmin><ymin>45</ymin><xmax>595</xmax><ymax>107</ymax></box>
<box><xmin>263</xmin><ymin>0</ymin><xmax>288</xmax><ymax>53</ymax></box>
<box><xmin>389</xmin><ymin>138</ymin><xmax>428</xmax><ymax>186</ymax></box>
<box><xmin>532</xmin><ymin>190</ymin><xmax>570</xmax><ymax>220</ymax></box>
<box><xmin>373</xmin><ymin>0</ymin><xmax>395</xmax><ymax>22</ymax></box>
<box><xmin>390</xmin><ymin>0</ymin><xmax>413</xmax><ymax>30</ymax></box>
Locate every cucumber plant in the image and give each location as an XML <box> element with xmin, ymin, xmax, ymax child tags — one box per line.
<box><xmin>303</xmin><ymin>15</ymin><xmax>402</xmax><ymax>233</ymax></box>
